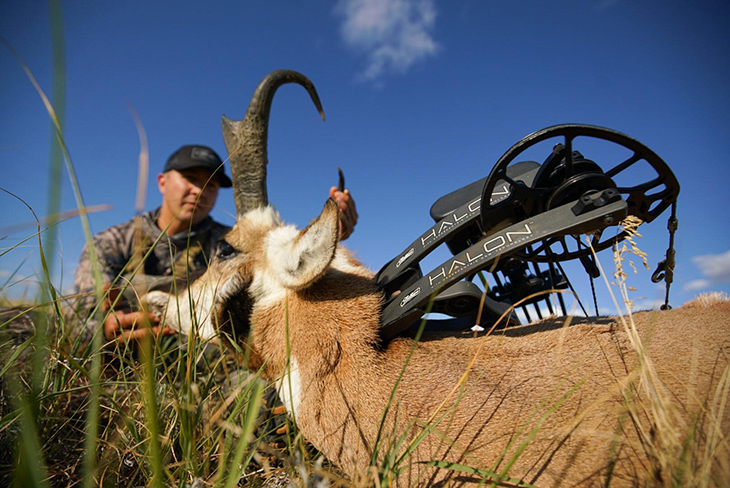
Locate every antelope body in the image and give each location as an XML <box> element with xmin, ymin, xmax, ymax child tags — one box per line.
<box><xmin>144</xmin><ymin>71</ymin><xmax>730</xmax><ymax>486</ymax></box>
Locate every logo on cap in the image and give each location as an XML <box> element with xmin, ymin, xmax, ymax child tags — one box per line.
<box><xmin>191</xmin><ymin>147</ymin><xmax>217</xmax><ymax>163</ymax></box>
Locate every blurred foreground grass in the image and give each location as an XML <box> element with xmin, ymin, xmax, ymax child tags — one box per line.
<box><xmin>0</xmin><ymin>298</ymin><xmax>343</xmax><ymax>487</ymax></box>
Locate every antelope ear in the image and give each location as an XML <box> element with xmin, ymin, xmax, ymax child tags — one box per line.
<box><xmin>266</xmin><ymin>199</ymin><xmax>339</xmax><ymax>290</ymax></box>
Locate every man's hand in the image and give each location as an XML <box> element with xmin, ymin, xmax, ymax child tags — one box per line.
<box><xmin>102</xmin><ymin>285</ymin><xmax>176</xmax><ymax>343</ymax></box>
<box><xmin>329</xmin><ymin>186</ymin><xmax>359</xmax><ymax>240</ymax></box>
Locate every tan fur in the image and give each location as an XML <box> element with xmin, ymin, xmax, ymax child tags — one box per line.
<box><xmin>146</xmin><ymin>204</ymin><xmax>730</xmax><ymax>487</ymax></box>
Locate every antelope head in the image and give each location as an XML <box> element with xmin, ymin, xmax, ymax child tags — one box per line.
<box><xmin>144</xmin><ymin>70</ymin><xmax>333</xmax><ymax>341</ymax></box>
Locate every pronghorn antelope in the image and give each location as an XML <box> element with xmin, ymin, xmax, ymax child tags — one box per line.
<box><xmin>144</xmin><ymin>71</ymin><xmax>730</xmax><ymax>486</ymax></box>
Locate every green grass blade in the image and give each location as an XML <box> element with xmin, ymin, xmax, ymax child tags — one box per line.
<box><xmin>371</xmin><ymin>297</ymin><xmax>436</xmax><ymax>471</ymax></box>
<box><xmin>491</xmin><ymin>381</ymin><xmax>583</xmax><ymax>487</ymax></box>
<box><xmin>1</xmin><ymin>31</ymin><xmax>110</xmax><ymax>488</ymax></box>
<box><xmin>0</xmin><ymin>340</ymin><xmax>33</xmax><ymax>380</ymax></box>
<box><xmin>140</xmin><ymin>329</ymin><xmax>165</xmax><ymax>487</ymax></box>
<box><xmin>422</xmin><ymin>460</ymin><xmax>537</xmax><ymax>488</ymax></box>
<box><xmin>223</xmin><ymin>380</ymin><xmax>264</xmax><ymax>488</ymax></box>
<box><xmin>12</xmin><ymin>394</ymin><xmax>51</xmax><ymax>488</ymax></box>
<box><xmin>42</xmin><ymin>0</ymin><xmax>66</xmax><ymax>285</ymax></box>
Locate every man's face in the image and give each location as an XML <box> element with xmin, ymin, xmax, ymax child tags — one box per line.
<box><xmin>158</xmin><ymin>168</ymin><xmax>221</xmax><ymax>226</ymax></box>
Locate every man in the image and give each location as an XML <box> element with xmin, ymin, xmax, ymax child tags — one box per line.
<box><xmin>70</xmin><ymin>145</ymin><xmax>358</xmax><ymax>344</ymax></box>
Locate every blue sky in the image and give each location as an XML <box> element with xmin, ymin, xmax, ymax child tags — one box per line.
<box><xmin>1</xmin><ymin>0</ymin><xmax>729</xmax><ymax>314</ymax></box>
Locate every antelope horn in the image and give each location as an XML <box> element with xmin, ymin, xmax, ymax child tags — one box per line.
<box><xmin>221</xmin><ymin>70</ymin><xmax>326</xmax><ymax>216</ymax></box>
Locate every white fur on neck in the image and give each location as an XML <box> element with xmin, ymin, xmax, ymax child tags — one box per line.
<box><xmin>276</xmin><ymin>357</ymin><xmax>302</xmax><ymax>419</ymax></box>
<box><xmin>250</xmin><ymin>269</ymin><xmax>288</xmax><ymax>308</ymax></box>
<box><xmin>330</xmin><ymin>248</ymin><xmax>366</xmax><ymax>275</ymax></box>
<box><xmin>163</xmin><ymin>274</ymin><xmax>241</xmax><ymax>340</ymax></box>
<box><xmin>240</xmin><ymin>205</ymin><xmax>281</xmax><ymax>227</ymax></box>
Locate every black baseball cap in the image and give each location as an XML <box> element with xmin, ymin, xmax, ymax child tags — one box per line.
<box><xmin>164</xmin><ymin>145</ymin><xmax>232</xmax><ymax>188</ymax></box>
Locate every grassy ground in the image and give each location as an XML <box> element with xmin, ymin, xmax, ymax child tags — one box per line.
<box><xmin>1</xmin><ymin>236</ymin><xmax>728</xmax><ymax>486</ymax></box>
<box><xmin>0</xmin><ymin>299</ymin><xmax>348</xmax><ymax>487</ymax></box>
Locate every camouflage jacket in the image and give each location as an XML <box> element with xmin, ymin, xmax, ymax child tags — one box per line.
<box><xmin>68</xmin><ymin>208</ymin><xmax>230</xmax><ymax>341</ymax></box>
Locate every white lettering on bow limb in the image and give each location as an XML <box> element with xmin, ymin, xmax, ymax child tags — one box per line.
<box><xmin>399</xmin><ymin>287</ymin><xmax>421</xmax><ymax>307</ymax></box>
<box><xmin>438</xmin><ymin>220</ymin><xmax>454</xmax><ymax>233</ymax></box>
<box><xmin>453</xmin><ymin>211</ymin><xmax>468</xmax><ymax>223</ymax></box>
<box><xmin>426</xmin><ymin>223</ymin><xmax>533</xmax><ymax>288</ymax></box>
<box><xmin>421</xmin><ymin>228</ymin><xmax>437</xmax><ymax>246</ymax></box>
<box><xmin>506</xmin><ymin>224</ymin><xmax>533</xmax><ymax>241</ymax></box>
<box><xmin>429</xmin><ymin>267</ymin><xmax>447</xmax><ymax>287</ymax></box>
<box><xmin>396</xmin><ymin>248</ymin><xmax>415</xmax><ymax>268</ymax></box>
<box><xmin>466</xmin><ymin>251</ymin><xmax>483</xmax><ymax>263</ymax></box>
<box><xmin>448</xmin><ymin>259</ymin><xmax>466</xmax><ymax>275</ymax></box>
<box><xmin>483</xmin><ymin>235</ymin><xmax>506</xmax><ymax>253</ymax></box>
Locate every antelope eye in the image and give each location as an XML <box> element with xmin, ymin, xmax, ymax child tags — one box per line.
<box><xmin>217</xmin><ymin>240</ymin><xmax>238</xmax><ymax>260</ymax></box>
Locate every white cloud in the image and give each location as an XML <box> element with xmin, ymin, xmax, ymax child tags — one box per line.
<box><xmin>335</xmin><ymin>0</ymin><xmax>440</xmax><ymax>82</ymax></box>
<box><xmin>629</xmin><ymin>298</ymin><xmax>667</xmax><ymax>311</ymax></box>
<box><xmin>683</xmin><ymin>249</ymin><xmax>730</xmax><ymax>292</ymax></box>
<box><xmin>686</xmin><ymin>278</ymin><xmax>711</xmax><ymax>292</ymax></box>
<box><xmin>692</xmin><ymin>249</ymin><xmax>730</xmax><ymax>282</ymax></box>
